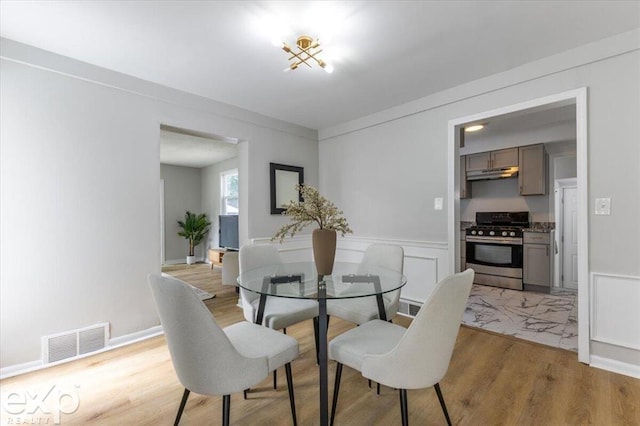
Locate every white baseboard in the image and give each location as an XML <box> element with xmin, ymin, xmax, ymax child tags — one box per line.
<box><xmin>0</xmin><ymin>325</ymin><xmax>163</xmax><ymax>380</ymax></box>
<box><xmin>590</xmin><ymin>355</ymin><xmax>640</xmax><ymax>379</ymax></box>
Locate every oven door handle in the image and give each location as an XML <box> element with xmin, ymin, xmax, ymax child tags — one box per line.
<box><xmin>466</xmin><ymin>236</ymin><xmax>523</xmax><ymax>245</ymax></box>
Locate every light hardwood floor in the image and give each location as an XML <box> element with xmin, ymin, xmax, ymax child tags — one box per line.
<box><xmin>1</xmin><ymin>264</ymin><xmax>638</xmax><ymax>425</ymax></box>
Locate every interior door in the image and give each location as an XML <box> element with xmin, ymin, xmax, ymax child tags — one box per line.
<box><xmin>562</xmin><ymin>186</ymin><xmax>578</xmax><ymax>289</ymax></box>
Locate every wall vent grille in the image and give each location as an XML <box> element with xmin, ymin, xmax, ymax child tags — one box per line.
<box><xmin>398</xmin><ymin>300</ymin><xmax>422</xmax><ymax>318</ymax></box>
<box><xmin>42</xmin><ymin>323</ymin><xmax>109</xmax><ymax>364</ymax></box>
<box><xmin>408</xmin><ymin>303</ymin><xmax>421</xmax><ymax>316</ymax></box>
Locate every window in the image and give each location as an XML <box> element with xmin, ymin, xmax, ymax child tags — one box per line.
<box><xmin>221</xmin><ymin>169</ymin><xmax>238</xmax><ymax>215</ymax></box>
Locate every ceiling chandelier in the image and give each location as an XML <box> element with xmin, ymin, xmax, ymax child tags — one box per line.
<box><xmin>280</xmin><ymin>35</ymin><xmax>334</xmax><ymax>73</ymax></box>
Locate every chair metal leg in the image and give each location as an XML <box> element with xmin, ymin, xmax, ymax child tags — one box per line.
<box><xmin>330</xmin><ymin>362</ymin><xmax>343</xmax><ymax>426</ymax></box>
<box><xmin>284</xmin><ymin>362</ymin><xmax>298</xmax><ymax>426</ymax></box>
<box><xmin>313</xmin><ymin>317</ymin><xmax>320</xmax><ymax>365</ymax></box>
<box><xmin>222</xmin><ymin>394</ymin><xmax>231</xmax><ymax>426</ymax></box>
<box><xmin>377</xmin><ymin>382</ymin><xmax>380</xmax><ymax>395</ymax></box>
<box><xmin>274</xmin><ymin>369</ymin><xmax>277</xmax><ymax>390</ymax></box>
<box><xmin>399</xmin><ymin>389</ymin><xmax>408</xmax><ymax>426</ymax></box>
<box><xmin>174</xmin><ymin>388</ymin><xmax>190</xmax><ymax>426</ymax></box>
<box><xmin>243</xmin><ymin>389</ymin><xmax>248</xmax><ymax>400</ymax></box>
<box><xmin>434</xmin><ymin>383</ymin><xmax>452</xmax><ymax>426</ymax></box>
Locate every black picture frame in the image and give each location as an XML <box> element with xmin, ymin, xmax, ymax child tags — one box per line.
<box><xmin>270</xmin><ymin>163</ymin><xmax>304</xmax><ymax>214</ymax></box>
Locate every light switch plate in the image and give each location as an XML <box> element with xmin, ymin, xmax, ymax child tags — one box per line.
<box><xmin>595</xmin><ymin>198</ymin><xmax>611</xmax><ymax>215</ymax></box>
<box><xmin>434</xmin><ymin>197</ymin><xmax>443</xmax><ymax>210</ymax></box>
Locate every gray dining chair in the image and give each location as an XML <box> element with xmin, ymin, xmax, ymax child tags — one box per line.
<box><xmin>327</xmin><ymin>244</ymin><xmax>404</xmax><ymax>325</ymax></box>
<box><xmin>239</xmin><ymin>244</ymin><xmax>320</xmax><ymax>387</ymax></box>
<box><xmin>148</xmin><ymin>273</ymin><xmax>299</xmax><ymax>426</ymax></box>
<box><xmin>328</xmin><ymin>269</ymin><xmax>474</xmax><ymax>426</ymax></box>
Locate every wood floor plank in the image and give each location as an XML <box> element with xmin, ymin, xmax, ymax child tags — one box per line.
<box><xmin>1</xmin><ymin>264</ymin><xmax>638</xmax><ymax>425</ymax></box>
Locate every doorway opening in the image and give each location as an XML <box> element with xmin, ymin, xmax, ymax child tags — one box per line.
<box><xmin>159</xmin><ymin>124</ymin><xmax>239</xmax><ymax>266</ymax></box>
<box><xmin>448</xmin><ymin>88</ymin><xmax>589</xmax><ymax>363</ymax></box>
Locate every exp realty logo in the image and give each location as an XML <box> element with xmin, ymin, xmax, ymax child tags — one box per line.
<box><xmin>2</xmin><ymin>384</ymin><xmax>80</xmax><ymax>424</ymax></box>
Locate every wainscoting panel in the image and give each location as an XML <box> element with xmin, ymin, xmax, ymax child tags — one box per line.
<box><xmin>252</xmin><ymin>235</ymin><xmax>449</xmax><ymax>305</ymax></box>
<box><xmin>590</xmin><ymin>272</ymin><xmax>640</xmax><ymax>350</ymax></box>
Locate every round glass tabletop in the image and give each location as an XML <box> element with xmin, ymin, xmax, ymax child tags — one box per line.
<box><xmin>237</xmin><ymin>261</ymin><xmax>407</xmax><ymax>300</ymax></box>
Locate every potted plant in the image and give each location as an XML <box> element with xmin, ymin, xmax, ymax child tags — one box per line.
<box><xmin>273</xmin><ymin>184</ymin><xmax>352</xmax><ymax>275</ymax></box>
<box><xmin>177</xmin><ymin>211</ymin><xmax>211</xmax><ymax>265</ymax></box>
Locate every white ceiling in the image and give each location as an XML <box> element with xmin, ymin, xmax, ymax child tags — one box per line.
<box><xmin>2</xmin><ymin>1</ymin><xmax>639</xmax><ymax>131</ymax></box>
<box><xmin>159</xmin><ymin>128</ymin><xmax>238</xmax><ymax>168</ymax></box>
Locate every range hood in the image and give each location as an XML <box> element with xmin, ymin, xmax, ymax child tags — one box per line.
<box><xmin>466</xmin><ymin>166</ymin><xmax>519</xmax><ymax>181</ymax></box>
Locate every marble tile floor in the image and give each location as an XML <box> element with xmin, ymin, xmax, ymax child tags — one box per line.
<box><xmin>462</xmin><ymin>284</ymin><xmax>578</xmax><ymax>352</ymax></box>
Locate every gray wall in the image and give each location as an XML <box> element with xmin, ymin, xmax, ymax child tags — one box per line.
<box><xmin>161</xmin><ymin>164</ymin><xmax>203</xmax><ymax>262</ymax></box>
<box><xmin>461</xmin><ymin>178</ymin><xmax>550</xmax><ymax>223</ymax></box>
<box><xmin>320</xmin><ymin>32</ymin><xmax>639</xmax><ymax>276</ymax></box>
<box><xmin>0</xmin><ymin>38</ymin><xmax>318</xmax><ymax>369</ymax></box>
<box><xmin>318</xmin><ymin>32</ymin><xmax>639</xmax><ymax>366</ymax></box>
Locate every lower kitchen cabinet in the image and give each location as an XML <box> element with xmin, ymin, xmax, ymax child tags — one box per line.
<box><xmin>523</xmin><ymin>232</ymin><xmax>552</xmax><ymax>287</ymax></box>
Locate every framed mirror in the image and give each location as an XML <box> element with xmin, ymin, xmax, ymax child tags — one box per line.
<box><xmin>270</xmin><ymin>163</ymin><xmax>304</xmax><ymax>214</ymax></box>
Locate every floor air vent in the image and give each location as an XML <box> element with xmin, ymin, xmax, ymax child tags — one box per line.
<box><xmin>42</xmin><ymin>323</ymin><xmax>109</xmax><ymax>364</ymax></box>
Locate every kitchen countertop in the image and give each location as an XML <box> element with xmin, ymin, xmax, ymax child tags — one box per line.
<box><xmin>524</xmin><ymin>222</ymin><xmax>555</xmax><ymax>233</ymax></box>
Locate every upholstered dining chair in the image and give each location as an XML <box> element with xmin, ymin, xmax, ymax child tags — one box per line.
<box><xmin>328</xmin><ymin>269</ymin><xmax>474</xmax><ymax>426</ymax></box>
<box><xmin>148</xmin><ymin>273</ymin><xmax>299</xmax><ymax>426</ymax></box>
<box><xmin>239</xmin><ymin>244</ymin><xmax>320</xmax><ymax>386</ymax></box>
<box><xmin>327</xmin><ymin>244</ymin><xmax>404</xmax><ymax>325</ymax></box>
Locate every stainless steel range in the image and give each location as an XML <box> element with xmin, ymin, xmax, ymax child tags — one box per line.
<box><xmin>465</xmin><ymin>211</ymin><xmax>530</xmax><ymax>290</ymax></box>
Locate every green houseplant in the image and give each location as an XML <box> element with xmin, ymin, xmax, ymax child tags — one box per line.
<box><xmin>177</xmin><ymin>211</ymin><xmax>211</xmax><ymax>265</ymax></box>
<box><xmin>273</xmin><ymin>184</ymin><xmax>352</xmax><ymax>275</ymax></box>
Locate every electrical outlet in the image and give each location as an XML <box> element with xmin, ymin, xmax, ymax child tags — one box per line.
<box><xmin>595</xmin><ymin>198</ymin><xmax>611</xmax><ymax>215</ymax></box>
<box><xmin>434</xmin><ymin>197</ymin><xmax>443</xmax><ymax>210</ymax></box>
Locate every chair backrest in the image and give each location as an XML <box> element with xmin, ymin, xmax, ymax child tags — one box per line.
<box><xmin>148</xmin><ymin>274</ymin><xmax>267</xmax><ymax>395</ymax></box>
<box><xmin>359</xmin><ymin>244</ymin><xmax>404</xmax><ymax>315</ymax></box>
<box><xmin>359</xmin><ymin>244</ymin><xmax>404</xmax><ymax>274</ymax></box>
<box><xmin>238</xmin><ymin>244</ymin><xmax>283</xmax><ymax>319</ymax></box>
<box><xmin>361</xmin><ymin>269</ymin><xmax>474</xmax><ymax>390</ymax></box>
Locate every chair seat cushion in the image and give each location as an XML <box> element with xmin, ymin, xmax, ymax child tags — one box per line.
<box><xmin>329</xmin><ymin>320</ymin><xmax>405</xmax><ymax>371</ymax></box>
<box><xmin>250</xmin><ymin>297</ymin><xmax>319</xmax><ymax>330</ymax></box>
<box><xmin>327</xmin><ymin>297</ymin><xmax>389</xmax><ymax>325</ymax></box>
<box><xmin>225</xmin><ymin>322</ymin><xmax>299</xmax><ymax>372</ymax></box>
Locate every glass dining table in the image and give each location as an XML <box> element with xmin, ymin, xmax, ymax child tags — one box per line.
<box><xmin>237</xmin><ymin>261</ymin><xmax>407</xmax><ymax>426</ymax></box>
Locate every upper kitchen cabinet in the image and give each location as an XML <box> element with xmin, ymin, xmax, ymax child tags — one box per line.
<box><xmin>466</xmin><ymin>147</ymin><xmax>518</xmax><ymax>171</ymax></box>
<box><xmin>519</xmin><ymin>144</ymin><xmax>546</xmax><ymax>195</ymax></box>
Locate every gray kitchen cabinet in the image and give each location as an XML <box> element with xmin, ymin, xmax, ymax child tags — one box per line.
<box><xmin>466</xmin><ymin>152</ymin><xmax>490</xmax><ymax>171</ymax></box>
<box><xmin>466</xmin><ymin>147</ymin><xmax>518</xmax><ymax>171</ymax></box>
<box><xmin>460</xmin><ymin>155</ymin><xmax>472</xmax><ymax>199</ymax></box>
<box><xmin>491</xmin><ymin>147</ymin><xmax>519</xmax><ymax>169</ymax></box>
<box><xmin>519</xmin><ymin>144</ymin><xmax>546</xmax><ymax>195</ymax></box>
<box><xmin>523</xmin><ymin>232</ymin><xmax>551</xmax><ymax>287</ymax></box>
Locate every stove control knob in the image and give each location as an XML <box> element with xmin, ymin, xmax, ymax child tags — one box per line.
<box><xmin>489</xmin><ymin>231</ymin><xmax>495</xmax><ymax>236</ymax></box>
<box><xmin>509</xmin><ymin>231</ymin><xmax>516</xmax><ymax>237</ymax></box>
<box><xmin>471</xmin><ymin>230</ymin><xmax>476</xmax><ymax>235</ymax></box>
<box><xmin>478</xmin><ymin>230</ymin><xmax>484</xmax><ymax>235</ymax></box>
<box><xmin>502</xmin><ymin>231</ymin><xmax>508</xmax><ymax>236</ymax></box>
